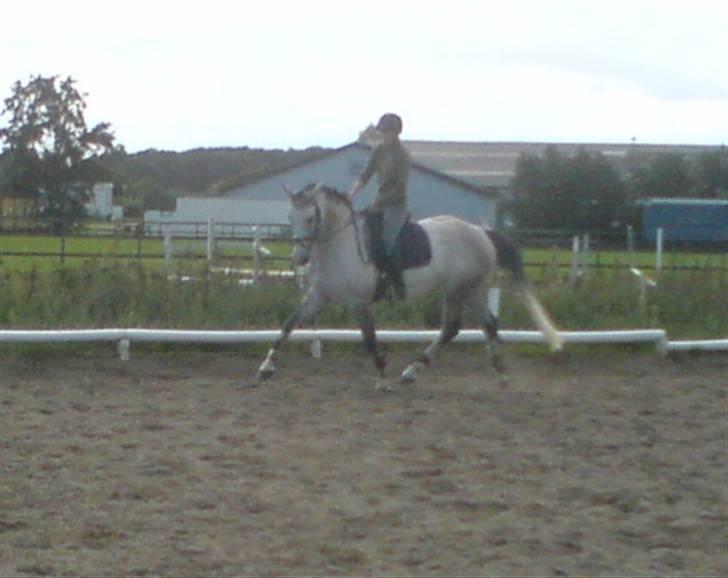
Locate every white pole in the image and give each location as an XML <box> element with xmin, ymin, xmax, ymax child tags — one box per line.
<box><xmin>656</xmin><ymin>227</ymin><xmax>664</xmax><ymax>274</ymax></box>
<box><xmin>118</xmin><ymin>339</ymin><xmax>130</xmax><ymax>361</ymax></box>
<box><xmin>488</xmin><ymin>287</ymin><xmax>501</xmax><ymax>318</ymax></box>
<box><xmin>581</xmin><ymin>234</ymin><xmax>590</xmax><ymax>278</ymax></box>
<box><xmin>207</xmin><ymin>218</ymin><xmax>216</xmax><ymax>263</ymax></box>
<box><xmin>627</xmin><ymin>225</ymin><xmax>635</xmax><ymax>265</ymax></box>
<box><xmin>310</xmin><ymin>338</ymin><xmax>322</xmax><ymax>359</ymax></box>
<box><xmin>3</xmin><ymin>328</ymin><xmax>725</xmax><ymax>353</ymax></box>
<box><xmin>569</xmin><ymin>235</ymin><xmax>580</xmax><ymax>285</ymax></box>
<box><xmin>164</xmin><ymin>229</ymin><xmax>173</xmax><ymax>266</ymax></box>
<box><xmin>252</xmin><ymin>226</ymin><xmax>261</xmax><ymax>284</ymax></box>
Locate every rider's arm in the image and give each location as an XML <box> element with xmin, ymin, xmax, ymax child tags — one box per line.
<box><xmin>349</xmin><ymin>146</ymin><xmax>381</xmax><ymax>198</ymax></box>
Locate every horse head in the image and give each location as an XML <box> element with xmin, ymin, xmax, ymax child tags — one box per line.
<box><xmin>285</xmin><ymin>183</ymin><xmax>352</xmax><ymax>266</ymax></box>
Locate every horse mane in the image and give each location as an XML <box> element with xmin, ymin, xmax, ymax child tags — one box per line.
<box><xmin>298</xmin><ymin>183</ymin><xmax>353</xmax><ymax>209</ymax></box>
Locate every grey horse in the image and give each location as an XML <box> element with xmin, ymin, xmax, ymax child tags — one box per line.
<box><xmin>256</xmin><ymin>183</ymin><xmax>562</xmax><ymax>389</ymax></box>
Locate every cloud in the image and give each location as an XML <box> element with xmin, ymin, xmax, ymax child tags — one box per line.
<box><xmin>2</xmin><ymin>0</ymin><xmax>725</xmax><ymax>149</ymax></box>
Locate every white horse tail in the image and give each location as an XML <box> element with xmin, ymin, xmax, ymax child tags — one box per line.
<box><xmin>485</xmin><ymin>230</ymin><xmax>564</xmax><ymax>352</ymax></box>
<box><xmin>519</xmin><ymin>286</ymin><xmax>564</xmax><ymax>352</ymax></box>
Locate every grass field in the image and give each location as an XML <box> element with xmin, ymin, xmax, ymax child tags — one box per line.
<box><xmin>0</xmin><ymin>235</ymin><xmax>288</xmax><ymax>272</ymax></box>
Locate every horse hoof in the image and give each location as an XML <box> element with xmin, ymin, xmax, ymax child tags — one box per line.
<box><xmin>376</xmin><ymin>379</ymin><xmax>393</xmax><ymax>392</ymax></box>
<box><xmin>256</xmin><ymin>369</ymin><xmax>274</xmax><ymax>384</ymax></box>
<box><xmin>398</xmin><ymin>373</ymin><xmax>416</xmax><ymax>386</ymax></box>
<box><xmin>398</xmin><ymin>365</ymin><xmax>417</xmax><ymax>386</ymax></box>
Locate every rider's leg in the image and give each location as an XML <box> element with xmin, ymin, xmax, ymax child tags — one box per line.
<box><xmin>382</xmin><ymin>206</ymin><xmax>407</xmax><ymax>300</ymax></box>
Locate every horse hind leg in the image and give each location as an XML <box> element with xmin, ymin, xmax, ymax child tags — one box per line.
<box><xmin>352</xmin><ymin>304</ymin><xmax>389</xmax><ymax>391</ymax></box>
<box><xmin>399</xmin><ymin>294</ymin><xmax>464</xmax><ymax>385</ymax></box>
<box><xmin>469</xmin><ymin>292</ymin><xmax>509</xmax><ymax>384</ymax></box>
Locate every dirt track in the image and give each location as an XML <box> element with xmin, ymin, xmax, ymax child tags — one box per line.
<box><xmin>1</xmin><ymin>347</ymin><xmax>726</xmax><ymax>577</ymax></box>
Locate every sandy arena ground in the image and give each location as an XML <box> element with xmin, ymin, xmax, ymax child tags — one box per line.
<box><xmin>0</xmin><ymin>346</ymin><xmax>726</xmax><ymax>577</ymax></box>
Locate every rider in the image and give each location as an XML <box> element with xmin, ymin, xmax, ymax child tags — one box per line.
<box><xmin>349</xmin><ymin>113</ymin><xmax>410</xmax><ymax>299</ymax></box>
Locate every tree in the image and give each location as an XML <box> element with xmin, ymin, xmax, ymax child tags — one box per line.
<box><xmin>628</xmin><ymin>153</ymin><xmax>692</xmax><ymax>200</ymax></box>
<box><xmin>0</xmin><ymin>75</ymin><xmax>117</xmax><ymax>232</ymax></box>
<box><xmin>511</xmin><ymin>147</ymin><xmax>627</xmax><ymax>231</ymax></box>
<box><xmin>690</xmin><ymin>150</ymin><xmax>728</xmax><ymax>199</ymax></box>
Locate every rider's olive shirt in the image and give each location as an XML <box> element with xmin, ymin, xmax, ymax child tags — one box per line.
<box><xmin>359</xmin><ymin>139</ymin><xmax>410</xmax><ymax>210</ymax></box>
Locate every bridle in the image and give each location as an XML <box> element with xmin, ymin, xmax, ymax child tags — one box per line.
<box><xmin>292</xmin><ymin>196</ymin><xmax>368</xmax><ymax>262</ymax></box>
<box><xmin>291</xmin><ymin>201</ymin><xmax>323</xmax><ymax>251</ymax></box>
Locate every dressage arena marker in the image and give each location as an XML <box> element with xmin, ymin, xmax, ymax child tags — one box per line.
<box><xmin>2</xmin><ymin>328</ymin><xmax>725</xmax><ymax>361</ymax></box>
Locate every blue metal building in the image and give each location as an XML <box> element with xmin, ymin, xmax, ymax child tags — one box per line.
<box><xmin>641</xmin><ymin>199</ymin><xmax>728</xmax><ymax>245</ymax></box>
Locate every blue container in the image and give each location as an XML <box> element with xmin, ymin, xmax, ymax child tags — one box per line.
<box><xmin>641</xmin><ymin>199</ymin><xmax>728</xmax><ymax>245</ymax></box>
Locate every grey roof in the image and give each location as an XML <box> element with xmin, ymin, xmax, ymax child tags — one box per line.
<box><xmin>218</xmin><ymin>141</ymin><xmax>499</xmax><ymax>199</ymax></box>
<box><xmin>403</xmin><ymin>141</ymin><xmax>721</xmax><ymax>190</ymax></box>
<box><xmin>217</xmin><ymin>139</ymin><xmax>722</xmax><ymax>198</ymax></box>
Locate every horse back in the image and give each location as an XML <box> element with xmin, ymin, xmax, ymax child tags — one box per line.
<box><xmin>416</xmin><ymin>215</ymin><xmax>498</xmax><ymax>285</ymax></box>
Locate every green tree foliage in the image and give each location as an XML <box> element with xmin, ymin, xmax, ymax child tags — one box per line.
<box><xmin>511</xmin><ymin>146</ymin><xmax>626</xmax><ymax>231</ymax></box>
<box><xmin>100</xmin><ymin>146</ymin><xmax>328</xmax><ymax>215</ymax></box>
<box><xmin>102</xmin><ymin>147</ymin><xmax>328</xmax><ymax>196</ymax></box>
<box><xmin>690</xmin><ymin>151</ymin><xmax>728</xmax><ymax>198</ymax></box>
<box><xmin>0</xmin><ymin>75</ymin><xmax>116</xmax><ymax>232</ymax></box>
<box><xmin>628</xmin><ymin>152</ymin><xmax>693</xmax><ymax>200</ymax></box>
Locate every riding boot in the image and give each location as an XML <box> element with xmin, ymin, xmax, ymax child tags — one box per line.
<box><xmin>385</xmin><ymin>242</ymin><xmax>406</xmax><ymax>301</ymax></box>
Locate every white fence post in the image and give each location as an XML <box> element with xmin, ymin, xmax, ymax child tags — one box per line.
<box><xmin>310</xmin><ymin>337</ymin><xmax>322</xmax><ymax>359</ymax></box>
<box><xmin>251</xmin><ymin>226</ymin><xmax>273</xmax><ymax>283</ymax></box>
<box><xmin>118</xmin><ymin>339</ymin><xmax>130</xmax><ymax>361</ymax></box>
<box><xmin>569</xmin><ymin>235</ymin><xmax>581</xmax><ymax>285</ymax></box>
<box><xmin>488</xmin><ymin>287</ymin><xmax>501</xmax><ymax>318</ymax></box>
<box><xmin>627</xmin><ymin>225</ymin><xmax>635</xmax><ymax>265</ymax></box>
<box><xmin>164</xmin><ymin>229</ymin><xmax>174</xmax><ymax>266</ymax></box>
<box><xmin>207</xmin><ymin>218</ymin><xmax>216</xmax><ymax>264</ymax></box>
<box><xmin>656</xmin><ymin>227</ymin><xmax>664</xmax><ymax>274</ymax></box>
<box><xmin>252</xmin><ymin>226</ymin><xmax>261</xmax><ymax>283</ymax></box>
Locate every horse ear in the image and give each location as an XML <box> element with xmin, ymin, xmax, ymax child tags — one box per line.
<box><xmin>281</xmin><ymin>184</ymin><xmax>295</xmax><ymax>199</ymax></box>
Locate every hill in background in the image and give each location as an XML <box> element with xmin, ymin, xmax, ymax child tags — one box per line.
<box><xmin>101</xmin><ymin>146</ymin><xmax>330</xmax><ymax>214</ymax></box>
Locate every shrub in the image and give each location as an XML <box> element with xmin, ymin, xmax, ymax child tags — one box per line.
<box><xmin>0</xmin><ymin>262</ymin><xmax>725</xmax><ymax>340</ymax></box>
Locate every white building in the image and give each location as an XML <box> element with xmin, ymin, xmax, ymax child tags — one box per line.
<box><xmin>144</xmin><ymin>197</ymin><xmax>289</xmax><ymax>237</ymax></box>
<box><xmin>85</xmin><ymin>183</ymin><xmax>123</xmax><ymax>220</ymax></box>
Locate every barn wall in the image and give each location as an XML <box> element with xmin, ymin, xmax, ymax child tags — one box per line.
<box><xmin>224</xmin><ymin>146</ymin><xmax>496</xmax><ymax>225</ymax></box>
<box><xmin>144</xmin><ymin>198</ymin><xmax>290</xmax><ymax>236</ymax></box>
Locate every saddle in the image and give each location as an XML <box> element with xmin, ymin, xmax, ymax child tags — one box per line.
<box><xmin>363</xmin><ymin>211</ymin><xmax>432</xmax><ymax>300</ymax></box>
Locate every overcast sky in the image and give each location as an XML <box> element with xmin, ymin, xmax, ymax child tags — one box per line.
<box><xmin>2</xmin><ymin>0</ymin><xmax>726</xmax><ymax>152</ymax></box>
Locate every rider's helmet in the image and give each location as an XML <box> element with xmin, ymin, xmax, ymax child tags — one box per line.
<box><xmin>376</xmin><ymin>113</ymin><xmax>403</xmax><ymax>135</ymax></box>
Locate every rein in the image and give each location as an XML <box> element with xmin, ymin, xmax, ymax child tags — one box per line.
<box><xmin>294</xmin><ymin>197</ymin><xmax>369</xmax><ymax>263</ymax></box>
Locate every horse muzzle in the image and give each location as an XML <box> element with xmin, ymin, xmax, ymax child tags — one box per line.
<box><xmin>291</xmin><ymin>242</ymin><xmax>312</xmax><ymax>266</ymax></box>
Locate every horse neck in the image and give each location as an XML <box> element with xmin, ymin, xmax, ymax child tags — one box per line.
<box><xmin>313</xmin><ymin>195</ymin><xmax>360</xmax><ymax>262</ymax></box>
<box><xmin>318</xmin><ymin>193</ymin><xmax>351</xmax><ymax>239</ymax></box>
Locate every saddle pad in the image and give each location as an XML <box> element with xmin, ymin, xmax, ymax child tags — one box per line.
<box><xmin>364</xmin><ymin>212</ymin><xmax>432</xmax><ymax>271</ymax></box>
<box><xmin>398</xmin><ymin>219</ymin><xmax>432</xmax><ymax>270</ymax></box>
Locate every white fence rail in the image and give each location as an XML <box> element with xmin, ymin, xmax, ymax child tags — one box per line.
<box><xmin>1</xmin><ymin>328</ymin><xmax>726</xmax><ymax>360</ymax></box>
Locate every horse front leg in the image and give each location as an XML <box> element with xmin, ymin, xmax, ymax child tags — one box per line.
<box><xmin>351</xmin><ymin>304</ymin><xmax>388</xmax><ymax>391</ymax></box>
<box><xmin>255</xmin><ymin>288</ymin><xmax>321</xmax><ymax>385</ymax></box>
